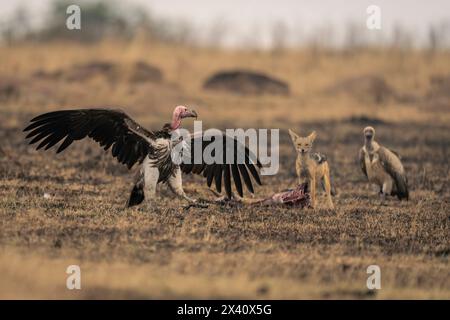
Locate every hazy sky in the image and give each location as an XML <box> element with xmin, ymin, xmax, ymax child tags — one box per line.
<box><xmin>1</xmin><ymin>0</ymin><xmax>449</xmax><ymax>47</ymax></box>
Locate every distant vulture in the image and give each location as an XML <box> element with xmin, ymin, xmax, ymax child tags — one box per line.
<box><xmin>23</xmin><ymin>106</ymin><xmax>262</xmax><ymax>207</ymax></box>
<box><xmin>359</xmin><ymin>126</ymin><xmax>409</xmax><ymax>201</ymax></box>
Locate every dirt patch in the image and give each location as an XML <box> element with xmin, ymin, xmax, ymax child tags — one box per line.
<box><xmin>32</xmin><ymin>61</ymin><xmax>118</xmax><ymax>82</ymax></box>
<box><xmin>68</xmin><ymin>61</ymin><xmax>119</xmax><ymax>82</ymax></box>
<box><xmin>129</xmin><ymin>61</ymin><xmax>163</xmax><ymax>83</ymax></box>
<box><xmin>427</xmin><ymin>75</ymin><xmax>450</xmax><ymax>100</ymax></box>
<box><xmin>32</xmin><ymin>70</ymin><xmax>63</xmax><ymax>80</ymax></box>
<box><xmin>0</xmin><ymin>79</ymin><xmax>20</xmax><ymax>101</ymax></box>
<box><xmin>32</xmin><ymin>61</ymin><xmax>163</xmax><ymax>84</ymax></box>
<box><xmin>324</xmin><ymin>74</ymin><xmax>396</xmax><ymax>104</ymax></box>
<box><xmin>423</xmin><ymin>75</ymin><xmax>450</xmax><ymax>111</ymax></box>
<box><xmin>203</xmin><ymin>70</ymin><xmax>290</xmax><ymax>95</ymax></box>
<box><xmin>343</xmin><ymin>115</ymin><xmax>389</xmax><ymax>126</ymax></box>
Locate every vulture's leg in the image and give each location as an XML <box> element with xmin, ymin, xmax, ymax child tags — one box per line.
<box><xmin>380</xmin><ymin>191</ymin><xmax>386</xmax><ymax>204</ymax></box>
<box><xmin>380</xmin><ymin>179</ymin><xmax>393</xmax><ymax>204</ymax></box>
<box><xmin>168</xmin><ymin>167</ymin><xmax>207</xmax><ymax>209</ymax></box>
<box><xmin>127</xmin><ymin>167</ymin><xmax>145</xmax><ymax>208</ymax></box>
<box><xmin>209</xmin><ymin>190</ymin><xmax>240</xmax><ymax>202</ymax></box>
<box><xmin>168</xmin><ymin>167</ymin><xmax>196</xmax><ymax>203</ymax></box>
<box><xmin>207</xmin><ymin>189</ymin><xmax>228</xmax><ymax>202</ymax></box>
<box><xmin>143</xmin><ymin>158</ymin><xmax>159</xmax><ymax>204</ymax></box>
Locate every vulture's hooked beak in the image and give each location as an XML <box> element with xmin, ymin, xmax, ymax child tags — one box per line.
<box><xmin>182</xmin><ymin>109</ymin><xmax>197</xmax><ymax>119</ymax></box>
<box><xmin>363</xmin><ymin>127</ymin><xmax>375</xmax><ymax>141</ymax></box>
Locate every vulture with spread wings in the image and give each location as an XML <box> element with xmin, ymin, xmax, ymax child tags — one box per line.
<box><xmin>23</xmin><ymin>106</ymin><xmax>262</xmax><ymax>207</ymax></box>
<box><xmin>359</xmin><ymin>126</ymin><xmax>409</xmax><ymax>201</ymax></box>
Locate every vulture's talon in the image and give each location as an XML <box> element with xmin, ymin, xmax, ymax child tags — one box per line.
<box><xmin>214</xmin><ymin>195</ymin><xmax>227</xmax><ymax>202</ymax></box>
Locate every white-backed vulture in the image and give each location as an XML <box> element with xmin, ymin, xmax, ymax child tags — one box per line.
<box><xmin>359</xmin><ymin>126</ymin><xmax>409</xmax><ymax>201</ymax></box>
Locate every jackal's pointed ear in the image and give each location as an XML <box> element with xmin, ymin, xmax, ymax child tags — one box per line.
<box><xmin>288</xmin><ymin>129</ymin><xmax>300</xmax><ymax>144</ymax></box>
<box><xmin>308</xmin><ymin>131</ymin><xmax>317</xmax><ymax>142</ymax></box>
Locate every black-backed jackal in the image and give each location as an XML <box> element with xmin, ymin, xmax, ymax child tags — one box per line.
<box><xmin>288</xmin><ymin>130</ymin><xmax>335</xmax><ymax>209</ymax></box>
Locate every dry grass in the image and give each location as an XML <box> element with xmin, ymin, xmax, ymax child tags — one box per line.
<box><xmin>0</xmin><ymin>40</ymin><xmax>449</xmax><ymax>299</ymax></box>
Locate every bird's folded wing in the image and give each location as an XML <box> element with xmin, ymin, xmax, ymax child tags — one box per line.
<box><xmin>23</xmin><ymin>108</ymin><xmax>156</xmax><ymax>169</ymax></box>
<box><xmin>378</xmin><ymin>146</ymin><xmax>409</xmax><ymax>199</ymax></box>
<box><xmin>179</xmin><ymin>131</ymin><xmax>262</xmax><ymax>198</ymax></box>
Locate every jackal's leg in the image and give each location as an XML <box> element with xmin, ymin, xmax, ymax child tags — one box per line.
<box><xmin>323</xmin><ymin>167</ymin><xmax>334</xmax><ymax>209</ymax></box>
<box><xmin>310</xmin><ymin>176</ymin><xmax>316</xmax><ymax>209</ymax></box>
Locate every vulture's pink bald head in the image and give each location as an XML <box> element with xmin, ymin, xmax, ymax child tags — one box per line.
<box><xmin>171</xmin><ymin>105</ymin><xmax>197</xmax><ymax>130</ymax></box>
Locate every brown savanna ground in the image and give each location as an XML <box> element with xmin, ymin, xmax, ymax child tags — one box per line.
<box><xmin>0</xmin><ymin>41</ymin><xmax>449</xmax><ymax>299</ymax></box>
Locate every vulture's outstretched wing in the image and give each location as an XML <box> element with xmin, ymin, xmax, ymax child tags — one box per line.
<box><xmin>179</xmin><ymin>132</ymin><xmax>262</xmax><ymax>198</ymax></box>
<box><xmin>359</xmin><ymin>148</ymin><xmax>367</xmax><ymax>178</ymax></box>
<box><xmin>23</xmin><ymin>109</ymin><xmax>155</xmax><ymax>169</ymax></box>
<box><xmin>378</xmin><ymin>146</ymin><xmax>409</xmax><ymax>200</ymax></box>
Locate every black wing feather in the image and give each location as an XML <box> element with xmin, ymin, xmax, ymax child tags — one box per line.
<box><xmin>57</xmin><ymin>136</ymin><xmax>74</xmax><ymax>153</ymax></box>
<box><xmin>179</xmin><ymin>132</ymin><xmax>262</xmax><ymax>198</ymax></box>
<box><xmin>246</xmin><ymin>162</ymin><xmax>261</xmax><ymax>186</ymax></box>
<box><xmin>231</xmin><ymin>164</ymin><xmax>243</xmax><ymax>197</ymax></box>
<box><xmin>223</xmin><ymin>164</ymin><xmax>232</xmax><ymax>198</ymax></box>
<box><xmin>214</xmin><ymin>165</ymin><xmax>223</xmax><ymax>193</ymax></box>
<box><xmin>24</xmin><ymin>108</ymin><xmax>155</xmax><ymax>169</ymax></box>
<box><xmin>237</xmin><ymin>164</ymin><xmax>254</xmax><ymax>194</ymax></box>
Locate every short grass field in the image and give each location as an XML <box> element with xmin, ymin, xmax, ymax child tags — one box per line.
<box><xmin>0</xmin><ymin>41</ymin><xmax>449</xmax><ymax>298</ymax></box>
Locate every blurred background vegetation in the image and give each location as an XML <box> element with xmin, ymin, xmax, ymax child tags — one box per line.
<box><xmin>1</xmin><ymin>0</ymin><xmax>450</xmax><ymax>51</ymax></box>
<box><xmin>0</xmin><ymin>0</ymin><xmax>200</xmax><ymax>45</ymax></box>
